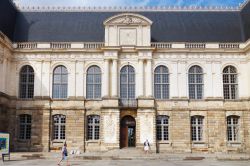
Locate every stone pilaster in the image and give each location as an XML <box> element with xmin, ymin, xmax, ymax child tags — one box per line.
<box><xmin>102</xmin><ymin>59</ymin><xmax>110</xmax><ymax>97</ymax></box>
<box><xmin>145</xmin><ymin>59</ymin><xmax>153</xmax><ymax>97</ymax></box>
<box><xmin>111</xmin><ymin>59</ymin><xmax>118</xmax><ymax>97</ymax></box>
<box><xmin>137</xmin><ymin>59</ymin><xmax>144</xmax><ymax>97</ymax></box>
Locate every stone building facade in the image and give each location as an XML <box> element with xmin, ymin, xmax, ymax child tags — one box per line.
<box><xmin>1</xmin><ymin>0</ymin><xmax>250</xmax><ymax>153</ymax></box>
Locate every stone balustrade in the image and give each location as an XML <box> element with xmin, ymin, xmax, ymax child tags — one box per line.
<box><xmin>83</xmin><ymin>42</ymin><xmax>104</xmax><ymax>49</ymax></box>
<box><xmin>151</xmin><ymin>43</ymin><xmax>172</xmax><ymax>49</ymax></box>
<box><xmin>12</xmin><ymin>42</ymin><xmax>245</xmax><ymax>50</ymax></box>
<box><xmin>185</xmin><ymin>43</ymin><xmax>206</xmax><ymax>49</ymax></box>
<box><xmin>17</xmin><ymin>43</ymin><xmax>38</xmax><ymax>49</ymax></box>
<box><xmin>219</xmin><ymin>43</ymin><xmax>240</xmax><ymax>49</ymax></box>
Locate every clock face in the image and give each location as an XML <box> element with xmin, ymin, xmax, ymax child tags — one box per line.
<box><xmin>120</xmin><ymin>29</ymin><xmax>137</xmax><ymax>46</ymax></box>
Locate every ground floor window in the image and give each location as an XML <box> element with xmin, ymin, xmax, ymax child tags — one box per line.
<box><xmin>19</xmin><ymin>114</ymin><xmax>32</xmax><ymax>140</ymax></box>
<box><xmin>191</xmin><ymin>116</ymin><xmax>203</xmax><ymax>141</ymax></box>
<box><xmin>53</xmin><ymin>114</ymin><xmax>66</xmax><ymax>140</ymax></box>
<box><xmin>87</xmin><ymin>115</ymin><xmax>100</xmax><ymax>140</ymax></box>
<box><xmin>227</xmin><ymin>116</ymin><xmax>239</xmax><ymax>142</ymax></box>
<box><xmin>156</xmin><ymin>116</ymin><xmax>169</xmax><ymax>141</ymax></box>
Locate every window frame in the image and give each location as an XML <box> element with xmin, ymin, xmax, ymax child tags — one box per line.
<box><xmin>19</xmin><ymin>114</ymin><xmax>32</xmax><ymax>140</ymax></box>
<box><xmin>191</xmin><ymin>116</ymin><xmax>204</xmax><ymax>142</ymax></box>
<box><xmin>154</xmin><ymin>66</ymin><xmax>170</xmax><ymax>99</ymax></box>
<box><xmin>156</xmin><ymin>115</ymin><xmax>169</xmax><ymax>141</ymax></box>
<box><xmin>52</xmin><ymin>65</ymin><xmax>68</xmax><ymax>99</ymax></box>
<box><xmin>86</xmin><ymin>65</ymin><xmax>102</xmax><ymax>99</ymax></box>
<box><xmin>188</xmin><ymin>65</ymin><xmax>204</xmax><ymax>100</ymax></box>
<box><xmin>53</xmin><ymin>114</ymin><xmax>66</xmax><ymax>140</ymax></box>
<box><xmin>19</xmin><ymin>65</ymin><xmax>35</xmax><ymax>99</ymax></box>
<box><xmin>87</xmin><ymin>115</ymin><xmax>100</xmax><ymax>140</ymax></box>
<box><xmin>227</xmin><ymin>115</ymin><xmax>240</xmax><ymax>142</ymax></box>
<box><xmin>120</xmin><ymin>65</ymin><xmax>136</xmax><ymax>99</ymax></box>
<box><xmin>223</xmin><ymin>66</ymin><xmax>238</xmax><ymax>100</ymax></box>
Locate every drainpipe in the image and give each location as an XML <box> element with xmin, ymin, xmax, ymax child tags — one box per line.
<box><xmin>48</xmin><ymin>98</ymin><xmax>52</xmax><ymax>152</ymax></box>
<box><xmin>83</xmin><ymin>100</ymin><xmax>86</xmax><ymax>153</ymax></box>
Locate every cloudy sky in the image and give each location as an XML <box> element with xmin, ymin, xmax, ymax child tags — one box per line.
<box><xmin>16</xmin><ymin>0</ymin><xmax>246</xmax><ymax>7</ymax></box>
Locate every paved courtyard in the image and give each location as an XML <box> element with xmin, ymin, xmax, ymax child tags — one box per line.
<box><xmin>1</xmin><ymin>159</ymin><xmax>250</xmax><ymax>166</ymax></box>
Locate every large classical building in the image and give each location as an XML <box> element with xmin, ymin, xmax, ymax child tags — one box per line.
<box><xmin>1</xmin><ymin>0</ymin><xmax>250</xmax><ymax>153</ymax></box>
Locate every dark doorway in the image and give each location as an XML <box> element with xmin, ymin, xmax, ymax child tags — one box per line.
<box><xmin>120</xmin><ymin>116</ymin><xmax>136</xmax><ymax>148</ymax></box>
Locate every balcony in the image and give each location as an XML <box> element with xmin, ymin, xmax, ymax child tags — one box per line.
<box><xmin>119</xmin><ymin>99</ymin><xmax>138</xmax><ymax>108</ymax></box>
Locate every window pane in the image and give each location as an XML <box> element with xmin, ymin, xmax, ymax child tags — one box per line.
<box><xmin>53</xmin><ymin>66</ymin><xmax>68</xmax><ymax>99</ymax></box>
<box><xmin>19</xmin><ymin>66</ymin><xmax>34</xmax><ymax>99</ymax></box>
<box><xmin>223</xmin><ymin>66</ymin><xmax>238</xmax><ymax>99</ymax></box>
<box><xmin>120</xmin><ymin>65</ymin><xmax>135</xmax><ymax>99</ymax></box>
<box><xmin>87</xmin><ymin>66</ymin><xmax>101</xmax><ymax>99</ymax></box>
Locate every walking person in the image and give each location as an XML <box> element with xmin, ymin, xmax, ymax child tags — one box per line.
<box><xmin>144</xmin><ymin>139</ymin><xmax>150</xmax><ymax>154</ymax></box>
<box><xmin>58</xmin><ymin>142</ymin><xmax>70</xmax><ymax>166</ymax></box>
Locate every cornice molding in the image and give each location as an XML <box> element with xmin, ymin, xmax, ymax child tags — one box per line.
<box><xmin>15</xmin><ymin>5</ymin><xmax>242</xmax><ymax>12</ymax></box>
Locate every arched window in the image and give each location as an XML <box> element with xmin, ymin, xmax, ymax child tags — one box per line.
<box><xmin>227</xmin><ymin>116</ymin><xmax>239</xmax><ymax>142</ymax></box>
<box><xmin>188</xmin><ymin>65</ymin><xmax>203</xmax><ymax>99</ymax></box>
<box><xmin>120</xmin><ymin>65</ymin><xmax>135</xmax><ymax>99</ymax></box>
<box><xmin>87</xmin><ymin>115</ymin><xmax>100</xmax><ymax>140</ymax></box>
<box><xmin>154</xmin><ymin>66</ymin><xmax>169</xmax><ymax>99</ymax></box>
<box><xmin>86</xmin><ymin>66</ymin><xmax>102</xmax><ymax>99</ymax></box>
<box><xmin>223</xmin><ymin>66</ymin><xmax>238</xmax><ymax>99</ymax></box>
<box><xmin>53</xmin><ymin>115</ymin><xmax>66</xmax><ymax>140</ymax></box>
<box><xmin>191</xmin><ymin>116</ymin><xmax>204</xmax><ymax>141</ymax></box>
<box><xmin>19</xmin><ymin>65</ymin><xmax>34</xmax><ymax>99</ymax></box>
<box><xmin>52</xmin><ymin>65</ymin><xmax>68</xmax><ymax>99</ymax></box>
<box><xmin>156</xmin><ymin>116</ymin><xmax>169</xmax><ymax>141</ymax></box>
<box><xmin>19</xmin><ymin>114</ymin><xmax>32</xmax><ymax>140</ymax></box>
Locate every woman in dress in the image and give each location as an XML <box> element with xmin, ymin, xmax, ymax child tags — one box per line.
<box><xmin>58</xmin><ymin>142</ymin><xmax>70</xmax><ymax>166</ymax></box>
<box><xmin>144</xmin><ymin>139</ymin><xmax>150</xmax><ymax>154</ymax></box>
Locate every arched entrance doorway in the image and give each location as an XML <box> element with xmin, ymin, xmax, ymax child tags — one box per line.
<box><xmin>120</xmin><ymin>116</ymin><xmax>136</xmax><ymax>148</ymax></box>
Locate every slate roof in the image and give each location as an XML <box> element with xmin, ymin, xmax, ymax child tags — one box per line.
<box><xmin>0</xmin><ymin>0</ymin><xmax>17</xmax><ymax>40</ymax></box>
<box><xmin>1</xmin><ymin>0</ymin><xmax>250</xmax><ymax>43</ymax></box>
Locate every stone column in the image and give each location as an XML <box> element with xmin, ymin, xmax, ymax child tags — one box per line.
<box><xmin>137</xmin><ymin>59</ymin><xmax>144</xmax><ymax>97</ymax></box>
<box><xmin>102</xmin><ymin>59</ymin><xmax>110</xmax><ymax>97</ymax></box>
<box><xmin>145</xmin><ymin>59</ymin><xmax>152</xmax><ymax>97</ymax></box>
<box><xmin>111</xmin><ymin>59</ymin><xmax>118</xmax><ymax>97</ymax></box>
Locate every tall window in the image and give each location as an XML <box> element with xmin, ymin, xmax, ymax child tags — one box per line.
<box><xmin>53</xmin><ymin>65</ymin><xmax>68</xmax><ymax>99</ymax></box>
<box><xmin>19</xmin><ymin>65</ymin><xmax>34</xmax><ymax>99</ymax></box>
<box><xmin>87</xmin><ymin>115</ymin><xmax>100</xmax><ymax>140</ymax></box>
<box><xmin>53</xmin><ymin>115</ymin><xmax>66</xmax><ymax>140</ymax></box>
<box><xmin>120</xmin><ymin>65</ymin><xmax>135</xmax><ymax>99</ymax></box>
<box><xmin>154</xmin><ymin>66</ymin><xmax>169</xmax><ymax>99</ymax></box>
<box><xmin>19</xmin><ymin>114</ymin><xmax>32</xmax><ymax>140</ymax></box>
<box><xmin>227</xmin><ymin>116</ymin><xmax>239</xmax><ymax>142</ymax></box>
<box><xmin>223</xmin><ymin>66</ymin><xmax>238</xmax><ymax>100</ymax></box>
<box><xmin>86</xmin><ymin>66</ymin><xmax>101</xmax><ymax>99</ymax></box>
<box><xmin>156</xmin><ymin>116</ymin><xmax>169</xmax><ymax>141</ymax></box>
<box><xmin>191</xmin><ymin>116</ymin><xmax>203</xmax><ymax>141</ymax></box>
<box><xmin>188</xmin><ymin>65</ymin><xmax>203</xmax><ymax>99</ymax></box>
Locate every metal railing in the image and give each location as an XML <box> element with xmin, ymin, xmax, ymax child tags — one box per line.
<box><xmin>119</xmin><ymin>99</ymin><xmax>138</xmax><ymax>108</ymax></box>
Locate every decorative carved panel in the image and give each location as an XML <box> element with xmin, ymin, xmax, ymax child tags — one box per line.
<box><xmin>119</xmin><ymin>28</ymin><xmax>137</xmax><ymax>46</ymax></box>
